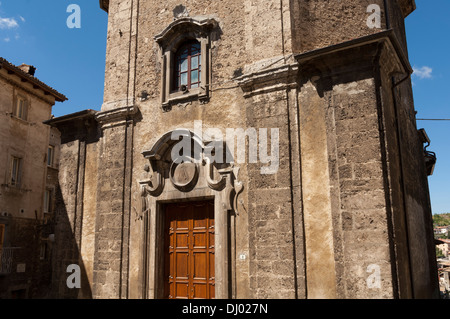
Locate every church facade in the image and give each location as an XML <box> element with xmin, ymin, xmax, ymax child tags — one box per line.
<box><xmin>46</xmin><ymin>0</ymin><xmax>439</xmax><ymax>299</ymax></box>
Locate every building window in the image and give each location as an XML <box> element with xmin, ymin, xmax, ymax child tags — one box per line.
<box><xmin>43</xmin><ymin>189</ymin><xmax>53</xmax><ymax>224</ymax></box>
<box><xmin>10</xmin><ymin>156</ymin><xmax>22</xmax><ymax>187</ymax></box>
<box><xmin>47</xmin><ymin>145</ymin><xmax>54</xmax><ymax>167</ymax></box>
<box><xmin>154</xmin><ymin>17</ymin><xmax>219</xmax><ymax>110</ymax></box>
<box><xmin>13</xmin><ymin>96</ymin><xmax>27</xmax><ymax>121</ymax></box>
<box><xmin>39</xmin><ymin>242</ymin><xmax>47</xmax><ymax>260</ymax></box>
<box><xmin>173</xmin><ymin>41</ymin><xmax>202</xmax><ymax>92</ymax></box>
<box><xmin>44</xmin><ymin>189</ymin><xmax>53</xmax><ymax>213</ymax></box>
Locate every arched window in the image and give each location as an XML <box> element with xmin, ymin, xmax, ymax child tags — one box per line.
<box><xmin>173</xmin><ymin>41</ymin><xmax>201</xmax><ymax>92</ymax></box>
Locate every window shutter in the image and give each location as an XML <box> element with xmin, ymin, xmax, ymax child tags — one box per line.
<box><xmin>10</xmin><ymin>157</ymin><xmax>17</xmax><ymax>186</ymax></box>
<box><xmin>17</xmin><ymin>158</ymin><xmax>22</xmax><ymax>187</ymax></box>
<box><xmin>11</xmin><ymin>157</ymin><xmax>23</xmax><ymax>188</ymax></box>
<box><xmin>13</xmin><ymin>95</ymin><xmax>18</xmax><ymax>117</ymax></box>
<box><xmin>22</xmin><ymin>99</ymin><xmax>28</xmax><ymax>121</ymax></box>
<box><xmin>13</xmin><ymin>96</ymin><xmax>28</xmax><ymax>121</ymax></box>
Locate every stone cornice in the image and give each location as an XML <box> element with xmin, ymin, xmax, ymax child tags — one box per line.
<box><xmin>235</xmin><ymin>62</ymin><xmax>299</xmax><ymax>98</ymax></box>
<box><xmin>44</xmin><ymin>109</ymin><xmax>99</xmax><ymax>144</ymax></box>
<box><xmin>99</xmin><ymin>0</ymin><xmax>109</xmax><ymax>13</ymax></box>
<box><xmin>294</xmin><ymin>29</ymin><xmax>413</xmax><ymax>78</ymax></box>
<box><xmin>44</xmin><ymin>109</ymin><xmax>97</xmax><ymax>126</ymax></box>
<box><xmin>95</xmin><ymin>106</ymin><xmax>139</xmax><ymax>128</ymax></box>
<box><xmin>398</xmin><ymin>0</ymin><xmax>416</xmax><ymax>18</ymax></box>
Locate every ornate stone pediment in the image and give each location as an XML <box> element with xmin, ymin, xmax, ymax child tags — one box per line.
<box><xmin>154</xmin><ymin>17</ymin><xmax>219</xmax><ymax>52</ymax></box>
<box><xmin>139</xmin><ymin>130</ymin><xmax>243</xmax><ymax>213</ymax></box>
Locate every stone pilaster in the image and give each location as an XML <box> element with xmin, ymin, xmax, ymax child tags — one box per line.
<box><xmin>237</xmin><ymin>58</ymin><xmax>304</xmax><ymax>299</ymax></box>
<box><xmin>92</xmin><ymin>106</ymin><xmax>137</xmax><ymax>299</ymax></box>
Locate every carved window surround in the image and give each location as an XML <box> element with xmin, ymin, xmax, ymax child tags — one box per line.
<box><xmin>154</xmin><ymin>17</ymin><xmax>219</xmax><ymax>111</ymax></box>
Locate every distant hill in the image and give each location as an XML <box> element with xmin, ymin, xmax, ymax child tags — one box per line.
<box><xmin>433</xmin><ymin>213</ymin><xmax>450</xmax><ymax>227</ymax></box>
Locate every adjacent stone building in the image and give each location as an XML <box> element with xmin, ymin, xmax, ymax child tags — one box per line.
<box><xmin>47</xmin><ymin>0</ymin><xmax>439</xmax><ymax>299</ymax></box>
<box><xmin>0</xmin><ymin>57</ymin><xmax>66</xmax><ymax>298</ymax></box>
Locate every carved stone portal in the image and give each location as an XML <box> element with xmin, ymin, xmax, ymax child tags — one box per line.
<box><xmin>138</xmin><ymin>129</ymin><xmax>244</xmax><ymax>299</ymax></box>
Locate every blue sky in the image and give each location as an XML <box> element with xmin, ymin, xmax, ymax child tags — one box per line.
<box><xmin>405</xmin><ymin>0</ymin><xmax>450</xmax><ymax>215</ymax></box>
<box><xmin>0</xmin><ymin>0</ymin><xmax>108</xmax><ymax>115</ymax></box>
<box><xmin>0</xmin><ymin>1</ymin><xmax>448</xmax><ymax>214</ymax></box>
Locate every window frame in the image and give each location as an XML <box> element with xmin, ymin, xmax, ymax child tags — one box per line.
<box><xmin>39</xmin><ymin>242</ymin><xmax>47</xmax><ymax>260</ymax></box>
<box><xmin>172</xmin><ymin>41</ymin><xmax>202</xmax><ymax>93</ymax></box>
<box><xmin>10</xmin><ymin>156</ymin><xmax>22</xmax><ymax>188</ymax></box>
<box><xmin>13</xmin><ymin>95</ymin><xmax>28</xmax><ymax>121</ymax></box>
<box><xmin>162</xmin><ymin>37</ymin><xmax>209</xmax><ymax>109</ymax></box>
<box><xmin>154</xmin><ymin>17</ymin><xmax>218</xmax><ymax>110</ymax></box>
<box><xmin>47</xmin><ymin>145</ymin><xmax>54</xmax><ymax>167</ymax></box>
<box><xmin>43</xmin><ymin>189</ymin><xmax>52</xmax><ymax>214</ymax></box>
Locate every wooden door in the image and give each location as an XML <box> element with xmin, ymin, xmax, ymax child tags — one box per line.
<box><xmin>164</xmin><ymin>201</ymin><xmax>215</xmax><ymax>299</ymax></box>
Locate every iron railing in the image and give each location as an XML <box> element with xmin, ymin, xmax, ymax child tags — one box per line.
<box><xmin>0</xmin><ymin>247</ymin><xmax>20</xmax><ymax>274</ymax></box>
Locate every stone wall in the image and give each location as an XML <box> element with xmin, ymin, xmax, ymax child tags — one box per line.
<box><xmin>0</xmin><ymin>63</ymin><xmax>64</xmax><ymax>299</ymax></box>
<box><xmin>48</xmin><ymin>113</ymin><xmax>99</xmax><ymax>299</ymax></box>
<box><xmin>290</xmin><ymin>0</ymin><xmax>386</xmax><ymax>53</ymax></box>
<box><xmin>0</xmin><ymin>73</ymin><xmax>54</xmax><ymax>221</ymax></box>
<box><xmin>0</xmin><ymin>217</ymin><xmax>40</xmax><ymax>298</ymax></box>
<box><xmin>244</xmin><ymin>87</ymin><xmax>302</xmax><ymax>299</ymax></box>
<box><xmin>378</xmin><ymin>40</ymin><xmax>439</xmax><ymax>299</ymax></box>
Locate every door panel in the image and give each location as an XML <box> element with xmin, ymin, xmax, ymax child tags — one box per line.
<box><xmin>193</xmin><ymin>233</ymin><xmax>207</xmax><ymax>249</ymax></box>
<box><xmin>193</xmin><ymin>282</ymin><xmax>207</xmax><ymax>299</ymax></box>
<box><xmin>175</xmin><ymin>282</ymin><xmax>189</xmax><ymax>299</ymax></box>
<box><xmin>175</xmin><ymin>233</ymin><xmax>189</xmax><ymax>249</ymax></box>
<box><xmin>175</xmin><ymin>252</ymin><xmax>189</xmax><ymax>279</ymax></box>
<box><xmin>164</xmin><ymin>201</ymin><xmax>214</xmax><ymax>299</ymax></box>
<box><xmin>193</xmin><ymin>251</ymin><xmax>207</xmax><ymax>279</ymax></box>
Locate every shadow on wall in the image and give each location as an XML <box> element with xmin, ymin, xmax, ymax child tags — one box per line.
<box><xmin>50</xmin><ymin>185</ymin><xmax>92</xmax><ymax>299</ymax></box>
<box><xmin>43</xmin><ymin>110</ymin><xmax>101</xmax><ymax>299</ymax></box>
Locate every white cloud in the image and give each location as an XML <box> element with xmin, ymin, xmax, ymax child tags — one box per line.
<box><xmin>0</xmin><ymin>17</ymin><xmax>18</xmax><ymax>29</ymax></box>
<box><xmin>4</xmin><ymin>37</ymin><xmax>10</xmax><ymax>42</ymax></box>
<box><xmin>413</xmin><ymin>66</ymin><xmax>433</xmax><ymax>79</ymax></box>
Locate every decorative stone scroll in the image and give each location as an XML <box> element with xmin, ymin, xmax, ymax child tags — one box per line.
<box><xmin>169</xmin><ymin>161</ymin><xmax>199</xmax><ymax>192</ymax></box>
<box><xmin>204</xmin><ymin>156</ymin><xmax>226</xmax><ymax>191</ymax></box>
<box><xmin>139</xmin><ymin>130</ymin><xmax>243</xmax><ymax>215</ymax></box>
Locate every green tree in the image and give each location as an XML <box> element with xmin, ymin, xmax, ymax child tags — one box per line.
<box><xmin>436</xmin><ymin>247</ymin><xmax>445</xmax><ymax>258</ymax></box>
<box><xmin>433</xmin><ymin>213</ymin><xmax>450</xmax><ymax>227</ymax></box>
